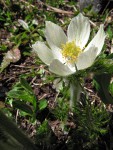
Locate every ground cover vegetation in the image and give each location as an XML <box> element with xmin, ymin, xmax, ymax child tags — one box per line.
<box><xmin>1</xmin><ymin>0</ymin><xmax>113</xmax><ymax>149</ymax></box>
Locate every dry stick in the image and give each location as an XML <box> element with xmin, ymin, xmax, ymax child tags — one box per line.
<box><xmin>0</xmin><ymin>0</ymin><xmax>8</xmax><ymax>8</ymax></box>
<box><xmin>89</xmin><ymin>20</ymin><xmax>97</xmax><ymax>27</ymax></box>
<box><xmin>102</xmin><ymin>0</ymin><xmax>111</xmax><ymax>15</ymax></box>
<box><xmin>1</xmin><ymin>0</ymin><xmax>97</xmax><ymax>28</ymax></box>
<box><xmin>20</xmin><ymin>0</ymin><xmax>74</xmax><ymax>15</ymax></box>
<box><xmin>20</xmin><ymin>0</ymin><xmax>35</xmax><ymax>8</ymax></box>
<box><xmin>20</xmin><ymin>0</ymin><xmax>97</xmax><ymax>27</ymax></box>
<box><xmin>42</xmin><ymin>3</ymin><xmax>74</xmax><ymax>15</ymax></box>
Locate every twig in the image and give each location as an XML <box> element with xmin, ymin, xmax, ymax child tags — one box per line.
<box><xmin>15</xmin><ymin>110</ymin><xmax>19</xmax><ymax>124</ymax></box>
<box><xmin>89</xmin><ymin>20</ymin><xmax>97</xmax><ymax>27</ymax></box>
<box><xmin>102</xmin><ymin>0</ymin><xmax>111</xmax><ymax>15</ymax></box>
<box><xmin>20</xmin><ymin>0</ymin><xmax>74</xmax><ymax>15</ymax></box>
<box><xmin>43</xmin><ymin>2</ymin><xmax>74</xmax><ymax>15</ymax></box>
<box><xmin>20</xmin><ymin>0</ymin><xmax>35</xmax><ymax>8</ymax></box>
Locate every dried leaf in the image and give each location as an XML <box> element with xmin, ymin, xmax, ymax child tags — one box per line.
<box><xmin>0</xmin><ymin>48</ymin><xmax>21</xmax><ymax>72</ymax></box>
<box><xmin>0</xmin><ymin>101</ymin><xmax>5</xmax><ymax>109</ymax></box>
<box><xmin>18</xmin><ymin>19</ymin><xmax>29</xmax><ymax>30</ymax></box>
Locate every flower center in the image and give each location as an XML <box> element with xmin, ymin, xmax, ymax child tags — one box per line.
<box><xmin>61</xmin><ymin>41</ymin><xmax>82</xmax><ymax>63</ymax></box>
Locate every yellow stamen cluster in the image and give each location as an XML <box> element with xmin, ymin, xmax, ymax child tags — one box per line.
<box><xmin>61</xmin><ymin>41</ymin><xmax>82</xmax><ymax>63</ymax></box>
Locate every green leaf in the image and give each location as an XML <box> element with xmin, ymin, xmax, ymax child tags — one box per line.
<box><xmin>107</xmin><ymin>26</ymin><xmax>113</xmax><ymax>40</ymax></box>
<box><xmin>0</xmin><ymin>110</ymin><xmax>37</xmax><ymax>150</ymax></box>
<box><xmin>99</xmin><ymin>129</ymin><xmax>108</xmax><ymax>134</ymax></box>
<box><xmin>13</xmin><ymin>100</ymin><xmax>33</xmax><ymax>116</ymax></box>
<box><xmin>7</xmin><ymin>86</ymin><xmax>34</xmax><ymax>103</ymax></box>
<box><xmin>39</xmin><ymin>99</ymin><xmax>47</xmax><ymax>110</ymax></box>
<box><xmin>109</xmin><ymin>82</ymin><xmax>113</xmax><ymax>97</ymax></box>
<box><xmin>106</xmin><ymin>53</ymin><xmax>113</xmax><ymax>59</ymax></box>
<box><xmin>91</xmin><ymin>58</ymin><xmax>113</xmax><ymax>74</ymax></box>
<box><xmin>7</xmin><ymin>78</ymin><xmax>37</xmax><ymax>111</ymax></box>
<box><xmin>20</xmin><ymin>78</ymin><xmax>37</xmax><ymax>109</ymax></box>
<box><xmin>94</xmin><ymin>73</ymin><xmax>113</xmax><ymax>104</ymax></box>
<box><xmin>20</xmin><ymin>77</ymin><xmax>33</xmax><ymax>93</ymax></box>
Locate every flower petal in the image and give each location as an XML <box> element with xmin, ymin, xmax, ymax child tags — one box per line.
<box><xmin>52</xmin><ymin>48</ymin><xmax>65</xmax><ymax>63</ymax></box>
<box><xmin>76</xmin><ymin>46</ymin><xmax>98</xmax><ymax>70</ymax></box>
<box><xmin>67</xmin><ymin>13</ymin><xmax>90</xmax><ymax>49</ymax></box>
<box><xmin>32</xmin><ymin>41</ymin><xmax>54</xmax><ymax>65</ymax></box>
<box><xmin>45</xmin><ymin>21</ymin><xmax>67</xmax><ymax>50</ymax></box>
<box><xmin>49</xmin><ymin>59</ymin><xmax>75</xmax><ymax>76</ymax></box>
<box><xmin>85</xmin><ymin>24</ymin><xmax>106</xmax><ymax>55</ymax></box>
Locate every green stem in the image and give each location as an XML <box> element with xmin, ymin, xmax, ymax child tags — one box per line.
<box><xmin>70</xmin><ymin>78</ymin><xmax>81</xmax><ymax>109</ymax></box>
<box><xmin>76</xmin><ymin>78</ymin><xmax>92</xmax><ymax>126</ymax></box>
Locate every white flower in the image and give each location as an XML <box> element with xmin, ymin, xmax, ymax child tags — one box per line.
<box><xmin>32</xmin><ymin>13</ymin><xmax>106</xmax><ymax>76</ymax></box>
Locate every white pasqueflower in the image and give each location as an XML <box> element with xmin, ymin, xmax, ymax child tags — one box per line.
<box><xmin>32</xmin><ymin>13</ymin><xmax>106</xmax><ymax>76</ymax></box>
